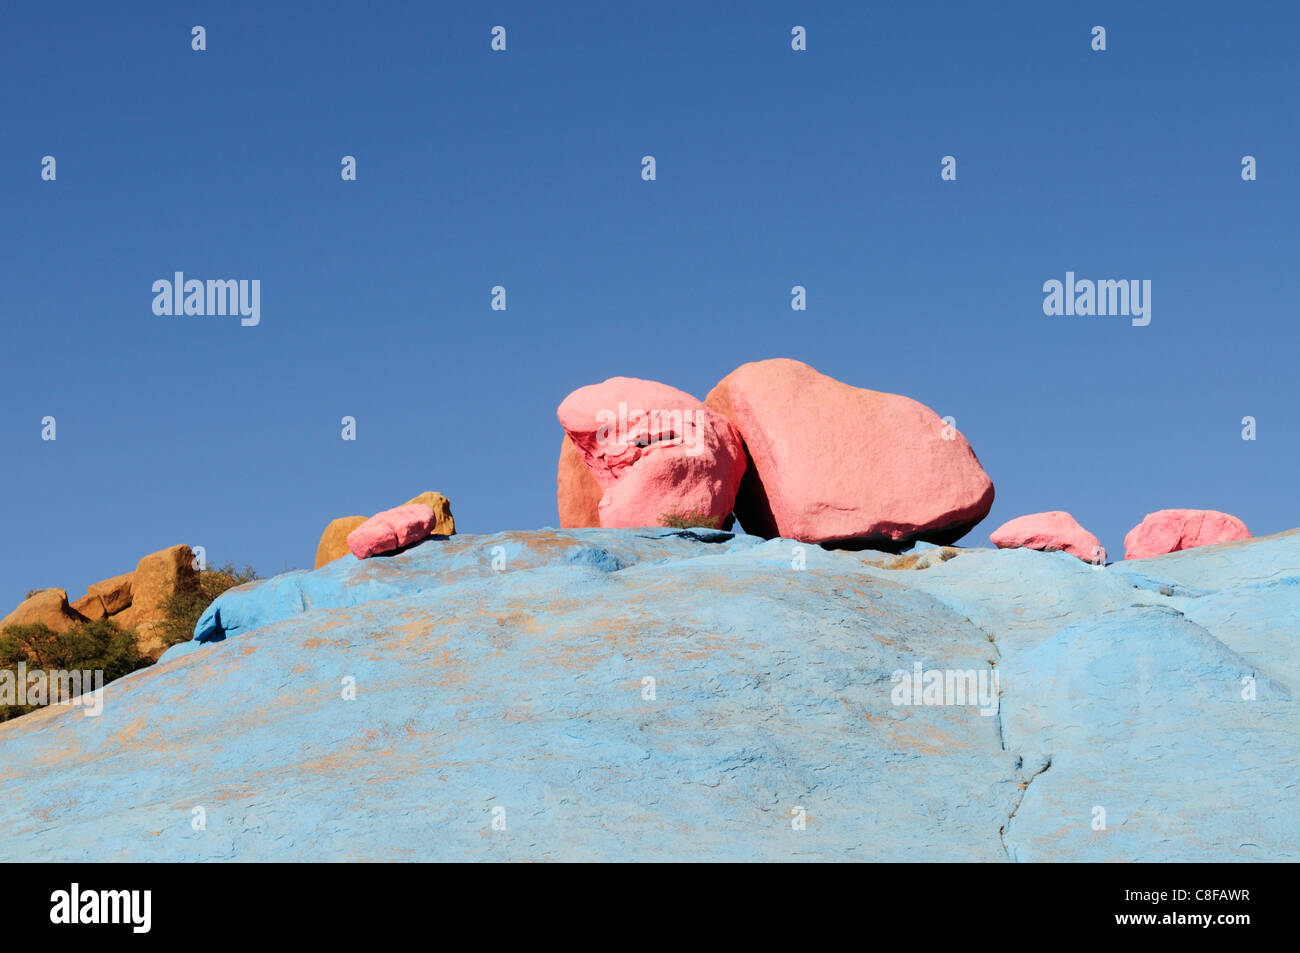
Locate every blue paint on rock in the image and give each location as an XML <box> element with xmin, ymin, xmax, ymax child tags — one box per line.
<box><xmin>0</xmin><ymin>527</ymin><xmax>1295</xmax><ymax>860</ymax></box>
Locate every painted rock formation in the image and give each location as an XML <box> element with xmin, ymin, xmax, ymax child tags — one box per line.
<box><xmin>557</xmin><ymin>377</ymin><xmax>746</xmax><ymax>528</ymax></box>
<box><xmin>346</xmin><ymin>503</ymin><xmax>437</xmax><ymax>559</ymax></box>
<box><xmin>705</xmin><ymin>358</ymin><xmax>994</xmax><ymax>547</ymax></box>
<box><xmin>1</xmin><ymin>525</ymin><xmax>1295</xmax><ymax>861</ymax></box>
<box><xmin>990</xmin><ymin>511</ymin><xmax>1105</xmax><ymax>563</ymax></box>
<box><xmin>1124</xmin><ymin>509</ymin><xmax>1250</xmax><ymax>560</ymax></box>
<box><xmin>315</xmin><ymin>492</ymin><xmax>455</xmax><ymax>568</ymax></box>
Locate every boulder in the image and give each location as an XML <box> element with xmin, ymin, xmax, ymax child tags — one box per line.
<box><xmin>347</xmin><ymin>504</ymin><xmax>437</xmax><ymax>559</ymax></box>
<box><xmin>990</xmin><ymin>511</ymin><xmax>1106</xmax><ymax>563</ymax></box>
<box><xmin>314</xmin><ymin>516</ymin><xmax>367</xmax><ymax>569</ymax></box>
<box><xmin>1124</xmin><ymin>509</ymin><xmax>1250</xmax><ymax>560</ymax></box>
<box><xmin>0</xmin><ymin>589</ymin><xmax>88</xmax><ymax>636</ymax></box>
<box><xmin>402</xmin><ymin>492</ymin><xmax>455</xmax><ymax>536</ymax></box>
<box><xmin>70</xmin><ymin>593</ymin><xmax>108</xmax><ymax>622</ymax></box>
<box><xmin>114</xmin><ymin>545</ymin><xmax>199</xmax><ymax>659</ymax></box>
<box><xmin>556</xmin><ymin>435</ymin><xmax>603</xmax><ymax>528</ymax></box>
<box><xmin>705</xmin><ymin>358</ymin><xmax>994</xmax><ymax>547</ymax></box>
<box><xmin>88</xmin><ymin>572</ymin><xmax>134</xmax><ymax>615</ymax></box>
<box><xmin>557</xmin><ymin>377</ymin><xmax>746</xmax><ymax>528</ymax></box>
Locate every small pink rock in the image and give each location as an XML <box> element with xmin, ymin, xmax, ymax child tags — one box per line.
<box><xmin>990</xmin><ymin>511</ymin><xmax>1106</xmax><ymax>563</ymax></box>
<box><xmin>1123</xmin><ymin>509</ymin><xmax>1250</xmax><ymax>560</ymax></box>
<box><xmin>346</xmin><ymin>504</ymin><xmax>437</xmax><ymax>559</ymax></box>
<box><xmin>557</xmin><ymin>377</ymin><xmax>747</xmax><ymax>529</ymax></box>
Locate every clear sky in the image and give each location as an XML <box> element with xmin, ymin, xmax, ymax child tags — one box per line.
<box><xmin>3</xmin><ymin>1</ymin><xmax>1296</xmax><ymax>610</ymax></box>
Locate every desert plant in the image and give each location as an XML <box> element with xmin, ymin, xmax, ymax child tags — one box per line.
<box><xmin>0</xmin><ymin>618</ymin><xmax>147</xmax><ymax>722</ymax></box>
<box><xmin>659</xmin><ymin>509</ymin><xmax>723</xmax><ymax>530</ymax></box>
<box><xmin>156</xmin><ymin>563</ymin><xmax>259</xmax><ymax>649</ymax></box>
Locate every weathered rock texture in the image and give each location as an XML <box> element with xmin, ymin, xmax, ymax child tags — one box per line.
<box><xmin>705</xmin><ymin>359</ymin><xmax>994</xmax><ymax>547</ymax></box>
<box><xmin>1</xmin><ymin>526</ymin><xmax>1295</xmax><ymax>861</ymax></box>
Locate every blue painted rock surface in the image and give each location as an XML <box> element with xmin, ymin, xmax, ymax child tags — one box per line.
<box><xmin>0</xmin><ymin>527</ymin><xmax>1296</xmax><ymax>861</ymax></box>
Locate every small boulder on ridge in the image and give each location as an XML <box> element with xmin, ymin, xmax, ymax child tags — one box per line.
<box><xmin>1124</xmin><ymin>509</ymin><xmax>1250</xmax><ymax>559</ymax></box>
<box><xmin>990</xmin><ymin>511</ymin><xmax>1106</xmax><ymax>563</ymax></box>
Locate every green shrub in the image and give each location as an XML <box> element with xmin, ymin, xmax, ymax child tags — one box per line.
<box><xmin>659</xmin><ymin>509</ymin><xmax>722</xmax><ymax>530</ymax></box>
<box><xmin>0</xmin><ymin>618</ymin><xmax>147</xmax><ymax>722</ymax></box>
<box><xmin>156</xmin><ymin>563</ymin><xmax>259</xmax><ymax>649</ymax></box>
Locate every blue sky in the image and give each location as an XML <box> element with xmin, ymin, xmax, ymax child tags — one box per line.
<box><xmin>2</xmin><ymin>1</ymin><xmax>1296</xmax><ymax>609</ymax></box>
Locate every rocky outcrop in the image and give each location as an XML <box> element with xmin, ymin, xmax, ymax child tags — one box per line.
<box><xmin>705</xmin><ymin>358</ymin><xmax>994</xmax><ymax>547</ymax></box>
<box><xmin>1124</xmin><ymin>509</ymin><xmax>1250</xmax><ymax>559</ymax></box>
<box><xmin>556</xmin><ymin>436</ymin><xmax>603</xmax><ymax>528</ymax></box>
<box><xmin>3</xmin><ymin>525</ymin><xmax>1297</xmax><ymax>861</ymax></box>
<box><xmin>346</xmin><ymin>504</ymin><xmax>437</xmax><ymax>559</ymax></box>
<box><xmin>2</xmin><ymin>548</ymin><xmax>196</xmax><ymax>661</ymax></box>
<box><xmin>557</xmin><ymin>377</ymin><xmax>746</xmax><ymax>528</ymax></box>
<box><xmin>990</xmin><ymin>511</ymin><xmax>1105</xmax><ymax>563</ymax></box>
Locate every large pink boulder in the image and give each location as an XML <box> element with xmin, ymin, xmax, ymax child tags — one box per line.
<box><xmin>705</xmin><ymin>359</ymin><xmax>994</xmax><ymax>546</ymax></box>
<box><xmin>346</xmin><ymin>504</ymin><xmax>437</xmax><ymax>559</ymax></box>
<box><xmin>990</xmin><ymin>511</ymin><xmax>1106</xmax><ymax>563</ymax></box>
<box><xmin>557</xmin><ymin>377</ymin><xmax>746</xmax><ymax>528</ymax></box>
<box><xmin>1124</xmin><ymin>509</ymin><xmax>1250</xmax><ymax>559</ymax></box>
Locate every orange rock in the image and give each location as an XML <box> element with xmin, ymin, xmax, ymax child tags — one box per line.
<box><xmin>71</xmin><ymin>593</ymin><xmax>108</xmax><ymax>621</ymax></box>
<box><xmin>114</xmin><ymin>545</ymin><xmax>198</xmax><ymax>659</ymax></box>
<box><xmin>315</xmin><ymin>516</ymin><xmax>367</xmax><ymax>568</ymax></box>
<box><xmin>403</xmin><ymin>492</ymin><xmax>455</xmax><ymax>536</ymax></box>
<box><xmin>88</xmin><ymin>572</ymin><xmax>134</xmax><ymax>615</ymax></box>
<box><xmin>0</xmin><ymin>589</ymin><xmax>88</xmax><ymax>635</ymax></box>
<box><xmin>556</xmin><ymin>435</ymin><xmax>603</xmax><ymax>528</ymax></box>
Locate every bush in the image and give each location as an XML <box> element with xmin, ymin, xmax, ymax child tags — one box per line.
<box><xmin>0</xmin><ymin>618</ymin><xmax>147</xmax><ymax>722</ymax></box>
<box><xmin>156</xmin><ymin>563</ymin><xmax>259</xmax><ymax>649</ymax></box>
<box><xmin>659</xmin><ymin>509</ymin><xmax>722</xmax><ymax>530</ymax></box>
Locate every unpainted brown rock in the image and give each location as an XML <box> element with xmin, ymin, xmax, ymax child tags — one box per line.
<box><xmin>315</xmin><ymin>516</ymin><xmax>367</xmax><ymax>568</ymax></box>
<box><xmin>0</xmin><ymin>589</ymin><xmax>88</xmax><ymax>635</ymax></box>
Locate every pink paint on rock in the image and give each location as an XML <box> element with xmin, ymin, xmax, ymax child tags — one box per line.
<box><xmin>556</xmin><ymin>377</ymin><xmax>746</xmax><ymax>528</ymax></box>
<box><xmin>346</xmin><ymin>504</ymin><xmax>437</xmax><ymax>559</ymax></box>
<box><xmin>989</xmin><ymin>511</ymin><xmax>1106</xmax><ymax>563</ymax></box>
<box><xmin>1123</xmin><ymin>509</ymin><xmax>1250</xmax><ymax>559</ymax></box>
<box><xmin>705</xmin><ymin>358</ymin><xmax>994</xmax><ymax>546</ymax></box>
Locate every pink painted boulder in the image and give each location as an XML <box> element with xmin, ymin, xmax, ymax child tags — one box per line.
<box><xmin>990</xmin><ymin>511</ymin><xmax>1106</xmax><ymax>563</ymax></box>
<box><xmin>705</xmin><ymin>359</ymin><xmax>994</xmax><ymax>546</ymax></box>
<box><xmin>557</xmin><ymin>377</ymin><xmax>746</xmax><ymax>528</ymax></box>
<box><xmin>1123</xmin><ymin>509</ymin><xmax>1251</xmax><ymax>560</ymax></box>
<box><xmin>346</xmin><ymin>503</ymin><xmax>437</xmax><ymax>559</ymax></box>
